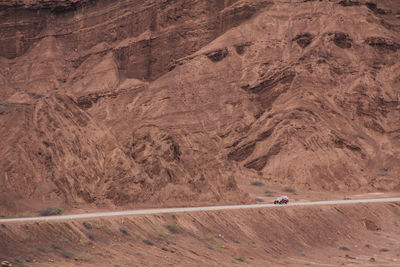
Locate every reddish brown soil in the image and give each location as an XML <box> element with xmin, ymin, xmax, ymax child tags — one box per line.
<box><xmin>1</xmin><ymin>203</ymin><xmax>400</xmax><ymax>266</ymax></box>
<box><xmin>1</xmin><ymin>0</ymin><xmax>400</xmax><ymax>266</ymax></box>
<box><xmin>1</xmin><ymin>0</ymin><xmax>400</xmax><ymax>217</ymax></box>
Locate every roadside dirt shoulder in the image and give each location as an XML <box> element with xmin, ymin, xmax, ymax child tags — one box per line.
<box><xmin>1</xmin><ymin>202</ymin><xmax>400</xmax><ymax>266</ymax></box>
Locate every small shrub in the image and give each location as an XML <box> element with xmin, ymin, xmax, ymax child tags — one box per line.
<box><xmin>54</xmin><ymin>206</ymin><xmax>65</xmax><ymax>215</ymax></box>
<box><xmin>38</xmin><ymin>206</ymin><xmax>65</xmax><ymax>216</ymax></box>
<box><xmin>38</xmin><ymin>208</ymin><xmax>54</xmax><ymax>216</ymax></box>
<box><xmin>171</xmin><ymin>214</ymin><xmax>177</xmax><ymax>220</ymax></box>
<box><xmin>264</xmin><ymin>190</ymin><xmax>274</xmax><ymax>196</ymax></box>
<box><xmin>143</xmin><ymin>239</ymin><xmax>154</xmax><ymax>246</ymax></box>
<box><xmin>31</xmin><ymin>94</ymin><xmax>44</xmax><ymax>99</ymax></box>
<box><xmin>87</xmin><ymin>233</ymin><xmax>95</xmax><ymax>240</ymax></box>
<box><xmin>37</xmin><ymin>246</ymin><xmax>47</xmax><ymax>253</ymax></box>
<box><xmin>255</xmin><ymin>198</ymin><xmax>264</xmax><ymax>203</ymax></box>
<box><xmin>235</xmin><ymin>256</ymin><xmax>245</xmax><ymax>262</ymax></box>
<box><xmin>76</xmin><ymin>253</ymin><xmax>91</xmax><ymax>262</ymax></box>
<box><xmin>60</xmin><ymin>250</ymin><xmax>74</xmax><ymax>259</ymax></box>
<box><xmin>373</xmin><ymin>232</ymin><xmax>381</xmax><ymax>236</ymax></box>
<box><xmin>283</xmin><ymin>187</ymin><xmax>296</xmax><ymax>193</ymax></box>
<box><xmin>79</xmin><ymin>238</ymin><xmax>90</xmax><ymax>246</ymax></box>
<box><xmin>213</xmin><ymin>243</ymin><xmax>223</xmax><ymax>251</ymax></box>
<box><xmin>344</xmin><ymin>196</ymin><xmax>351</xmax><ymax>200</ymax></box>
<box><xmin>164</xmin><ymin>223</ymin><xmax>180</xmax><ymax>234</ymax></box>
<box><xmin>379</xmin><ymin>248</ymin><xmax>389</xmax><ymax>252</ymax></box>
<box><xmin>82</xmin><ymin>221</ymin><xmax>92</xmax><ymax>229</ymax></box>
<box><xmin>339</xmin><ymin>246</ymin><xmax>350</xmax><ymax>251</ymax></box>
<box><xmin>251</xmin><ymin>181</ymin><xmax>264</xmax><ymax>186</ymax></box>
<box><xmin>119</xmin><ymin>228</ymin><xmax>129</xmax><ymax>236</ymax></box>
<box><xmin>204</xmin><ymin>233</ymin><xmax>214</xmax><ymax>241</ymax></box>
<box><xmin>51</xmin><ymin>243</ymin><xmax>61</xmax><ymax>250</ymax></box>
<box><xmin>158</xmin><ymin>231</ymin><xmax>167</xmax><ymax>239</ymax></box>
<box><xmin>95</xmin><ymin>223</ymin><xmax>103</xmax><ymax>229</ymax></box>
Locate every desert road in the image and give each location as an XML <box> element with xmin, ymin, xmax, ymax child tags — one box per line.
<box><xmin>1</xmin><ymin>197</ymin><xmax>400</xmax><ymax>223</ymax></box>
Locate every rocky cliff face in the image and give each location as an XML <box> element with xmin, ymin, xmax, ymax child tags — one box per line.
<box><xmin>1</xmin><ymin>0</ymin><xmax>400</xmax><ymax>213</ymax></box>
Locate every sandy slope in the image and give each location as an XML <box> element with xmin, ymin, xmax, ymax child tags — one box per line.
<box><xmin>1</xmin><ymin>202</ymin><xmax>400</xmax><ymax>266</ymax></box>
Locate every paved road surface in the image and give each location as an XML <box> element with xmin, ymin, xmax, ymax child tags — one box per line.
<box><xmin>1</xmin><ymin>197</ymin><xmax>399</xmax><ymax>223</ymax></box>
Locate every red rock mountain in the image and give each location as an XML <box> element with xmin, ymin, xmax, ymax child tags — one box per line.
<box><xmin>1</xmin><ymin>0</ymin><xmax>400</xmax><ymax>214</ymax></box>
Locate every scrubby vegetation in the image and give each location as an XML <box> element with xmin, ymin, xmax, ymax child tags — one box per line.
<box><xmin>38</xmin><ymin>206</ymin><xmax>65</xmax><ymax>216</ymax></box>
<box><xmin>82</xmin><ymin>221</ymin><xmax>92</xmax><ymax>229</ymax></box>
<box><xmin>164</xmin><ymin>223</ymin><xmax>180</xmax><ymax>234</ymax></box>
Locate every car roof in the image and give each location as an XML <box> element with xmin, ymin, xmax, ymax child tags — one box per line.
<box><xmin>275</xmin><ymin>196</ymin><xmax>288</xmax><ymax>200</ymax></box>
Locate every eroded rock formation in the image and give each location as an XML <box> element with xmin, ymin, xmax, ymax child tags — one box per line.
<box><xmin>1</xmin><ymin>0</ymin><xmax>400</xmax><ymax>213</ymax></box>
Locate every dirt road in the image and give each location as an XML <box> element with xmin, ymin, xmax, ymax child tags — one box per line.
<box><xmin>1</xmin><ymin>197</ymin><xmax>399</xmax><ymax>223</ymax></box>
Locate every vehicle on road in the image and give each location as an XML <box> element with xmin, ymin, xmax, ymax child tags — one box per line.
<box><xmin>274</xmin><ymin>195</ymin><xmax>289</xmax><ymax>204</ymax></box>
